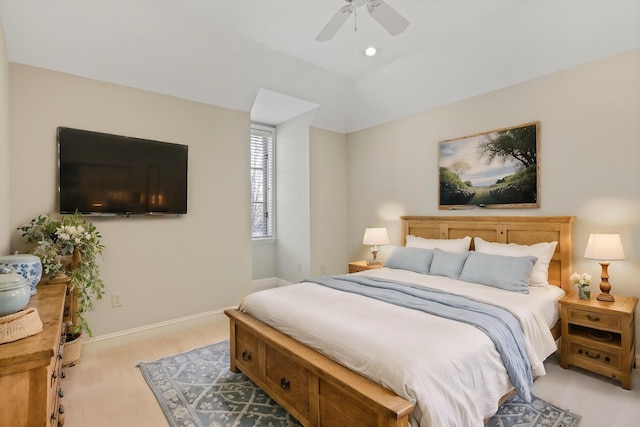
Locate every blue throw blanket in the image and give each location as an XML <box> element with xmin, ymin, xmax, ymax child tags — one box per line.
<box><xmin>306</xmin><ymin>275</ymin><xmax>533</xmax><ymax>402</ymax></box>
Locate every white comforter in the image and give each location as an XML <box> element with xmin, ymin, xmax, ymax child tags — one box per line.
<box><xmin>239</xmin><ymin>268</ymin><xmax>565</xmax><ymax>427</ymax></box>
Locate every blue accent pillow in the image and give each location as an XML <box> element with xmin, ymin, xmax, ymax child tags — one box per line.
<box><xmin>428</xmin><ymin>249</ymin><xmax>471</xmax><ymax>279</ymax></box>
<box><xmin>458</xmin><ymin>252</ymin><xmax>538</xmax><ymax>294</ymax></box>
<box><xmin>383</xmin><ymin>247</ymin><xmax>434</xmax><ymax>274</ymax></box>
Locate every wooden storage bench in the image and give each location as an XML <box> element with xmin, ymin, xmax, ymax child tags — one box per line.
<box><xmin>225</xmin><ymin>309</ymin><xmax>414</xmax><ymax>427</ymax></box>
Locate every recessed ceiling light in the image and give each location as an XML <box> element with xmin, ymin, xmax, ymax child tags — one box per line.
<box><xmin>364</xmin><ymin>46</ymin><xmax>378</xmax><ymax>57</ymax></box>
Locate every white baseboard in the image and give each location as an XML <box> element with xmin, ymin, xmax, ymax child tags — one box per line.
<box><xmin>252</xmin><ymin>277</ymin><xmax>292</xmax><ymax>291</ymax></box>
<box><xmin>276</xmin><ymin>278</ymin><xmax>293</xmax><ymax>287</ymax></box>
<box><xmin>252</xmin><ymin>277</ymin><xmax>278</xmax><ymax>291</ymax></box>
<box><xmin>81</xmin><ymin>278</ymin><xmax>290</xmax><ymax>354</ymax></box>
<box><xmin>82</xmin><ymin>307</ymin><xmax>233</xmax><ymax>354</ymax></box>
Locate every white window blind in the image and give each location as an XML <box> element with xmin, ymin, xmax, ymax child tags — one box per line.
<box><xmin>251</xmin><ymin>125</ymin><xmax>274</xmax><ymax>239</ymax></box>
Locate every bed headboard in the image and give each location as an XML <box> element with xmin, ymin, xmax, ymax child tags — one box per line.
<box><xmin>400</xmin><ymin>216</ymin><xmax>576</xmax><ymax>293</ymax></box>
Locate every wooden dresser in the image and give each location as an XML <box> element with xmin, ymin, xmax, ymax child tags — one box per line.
<box><xmin>0</xmin><ymin>283</ymin><xmax>67</xmax><ymax>426</ymax></box>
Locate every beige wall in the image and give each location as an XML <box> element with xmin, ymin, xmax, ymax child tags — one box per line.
<box><xmin>0</xmin><ymin>21</ymin><xmax>9</xmax><ymax>254</ymax></box>
<box><xmin>8</xmin><ymin>64</ymin><xmax>252</xmax><ymax>336</ymax></box>
<box><xmin>348</xmin><ymin>48</ymin><xmax>640</xmax><ymax>344</ymax></box>
<box><xmin>310</xmin><ymin>127</ymin><xmax>348</xmax><ymax>277</ymax></box>
<box><xmin>275</xmin><ymin>111</ymin><xmax>314</xmax><ymax>283</ymax></box>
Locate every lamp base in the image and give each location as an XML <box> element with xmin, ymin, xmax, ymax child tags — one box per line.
<box><xmin>368</xmin><ymin>246</ymin><xmax>379</xmax><ymax>265</ymax></box>
<box><xmin>597</xmin><ymin>262</ymin><xmax>614</xmax><ymax>302</ymax></box>
<box><xmin>597</xmin><ymin>292</ymin><xmax>615</xmax><ymax>302</ymax></box>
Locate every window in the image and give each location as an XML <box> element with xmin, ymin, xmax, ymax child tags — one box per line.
<box><xmin>251</xmin><ymin>124</ymin><xmax>275</xmax><ymax>240</ymax></box>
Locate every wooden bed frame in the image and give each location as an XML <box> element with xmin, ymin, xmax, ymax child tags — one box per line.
<box><xmin>225</xmin><ymin>215</ymin><xmax>575</xmax><ymax>427</ymax></box>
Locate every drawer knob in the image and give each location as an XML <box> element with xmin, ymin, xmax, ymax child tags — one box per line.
<box><xmin>59</xmin><ymin>388</ymin><xmax>64</xmax><ymax>398</ymax></box>
<box><xmin>242</xmin><ymin>350</ymin><xmax>252</xmax><ymax>362</ymax></box>
<box><xmin>280</xmin><ymin>377</ymin><xmax>291</xmax><ymax>390</ymax></box>
<box><xmin>586</xmin><ymin>314</ymin><xmax>600</xmax><ymax>321</ymax></box>
<box><xmin>52</xmin><ymin>371</ymin><xmax>58</xmax><ymax>379</ymax></box>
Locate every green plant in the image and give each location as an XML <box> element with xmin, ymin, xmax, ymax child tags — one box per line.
<box><xmin>18</xmin><ymin>212</ymin><xmax>104</xmax><ymax>337</ymax></box>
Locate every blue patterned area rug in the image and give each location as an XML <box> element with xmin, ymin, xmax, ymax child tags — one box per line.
<box><xmin>488</xmin><ymin>394</ymin><xmax>581</xmax><ymax>427</ymax></box>
<box><xmin>138</xmin><ymin>340</ymin><xmax>301</xmax><ymax>427</ymax></box>
<box><xmin>138</xmin><ymin>340</ymin><xmax>580</xmax><ymax>427</ymax></box>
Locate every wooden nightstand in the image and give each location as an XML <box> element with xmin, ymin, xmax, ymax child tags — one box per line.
<box><xmin>559</xmin><ymin>294</ymin><xmax>638</xmax><ymax>389</ymax></box>
<box><xmin>348</xmin><ymin>261</ymin><xmax>383</xmax><ymax>273</ymax></box>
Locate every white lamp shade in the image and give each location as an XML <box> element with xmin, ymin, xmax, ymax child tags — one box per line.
<box><xmin>584</xmin><ymin>233</ymin><xmax>625</xmax><ymax>261</ymax></box>
<box><xmin>362</xmin><ymin>228</ymin><xmax>390</xmax><ymax>246</ymax></box>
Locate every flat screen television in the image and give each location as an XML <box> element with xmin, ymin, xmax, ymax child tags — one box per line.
<box><xmin>57</xmin><ymin>127</ymin><xmax>188</xmax><ymax>216</ymax></box>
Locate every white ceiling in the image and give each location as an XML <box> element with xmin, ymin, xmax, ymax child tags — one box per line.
<box><xmin>0</xmin><ymin>0</ymin><xmax>639</xmax><ymax>132</ymax></box>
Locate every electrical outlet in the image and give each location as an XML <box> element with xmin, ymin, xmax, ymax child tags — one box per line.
<box><xmin>111</xmin><ymin>291</ymin><xmax>124</xmax><ymax>307</ymax></box>
<box><xmin>297</xmin><ymin>262</ymin><xmax>302</xmax><ymax>273</ymax></box>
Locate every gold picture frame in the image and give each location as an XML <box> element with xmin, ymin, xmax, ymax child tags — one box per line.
<box><xmin>438</xmin><ymin>121</ymin><xmax>540</xmax><ymax>209</ymax></box>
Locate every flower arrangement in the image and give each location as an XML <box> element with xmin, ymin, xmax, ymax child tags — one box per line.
<box><xmin>570</xmin><ymin>272</ymin><xmax>591</xmax><ymax>288</ymax></box>
<box><xmin>19</xmin><ymin>212</ymin><xmax>104</xmax><ymax>336</ymax></box>
<box><xmin>570</xmin><ymin>272</ymin><xmax>592</xmax><ymax>299</ymax></box>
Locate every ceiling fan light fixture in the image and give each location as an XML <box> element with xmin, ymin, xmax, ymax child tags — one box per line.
<box><xmin>316</xmin><ymin>0</ymin><xmax>409</xmax><ymax>42</ymax></box>
<box><xmin>364</xmin><ymin>46</ymin><xmax>378</xmax><ymax>56</ymax></box>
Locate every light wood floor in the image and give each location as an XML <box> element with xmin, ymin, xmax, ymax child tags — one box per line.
<box><xmin>63</xmin><ymin>318</ymin><xmax>639</xmax><ymax>427</ymax></box>
<box><xmin>63</xmin><ymin>318</ymin><xmax>229</xmax><ymax>427</ymax></box>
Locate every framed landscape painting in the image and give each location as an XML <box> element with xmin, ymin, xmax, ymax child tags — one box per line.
<box><xmin>438</xmin><ymin>122</ymin><xmax>540</xmax><ymax>209</ymax></box>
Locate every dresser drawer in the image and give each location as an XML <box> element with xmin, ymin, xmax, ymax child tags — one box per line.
<box><xmin>52</xmin><ymin>336</ymin><xmax>66</xmax><ymax>426</ymax></box>
<box><xmin>265</xmin><ymin>345</ymin><xmax>310</xmax><ymax>421</ymax></box>
<box><xmin>567</xmin><ymin>341</ymin><xmax>621</xmax><ymax>370</ymax></box>
<box><xmin>567</xmin><ymin>308</ymin><xmax>621</xmax><ymax>331</ymax></box>
<box><xmin>234</xmin><ymin>327</ymin><xmax>261</xmax><ymax>378</ymax></box>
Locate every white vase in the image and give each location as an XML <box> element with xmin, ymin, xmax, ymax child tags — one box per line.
<box><xmin>0</xmin><ymin>253</ymin><xmax>43</xmax><ymax>295</ymax></box>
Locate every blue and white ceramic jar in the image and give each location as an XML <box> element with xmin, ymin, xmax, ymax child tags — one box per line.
<box><xmin>0</xmin><ymin>266</ymin><xmax>30</xmax><ymax>316</ymax></box>
<box><xmin>0</xmin><ymin>253</ymin><xmax>43</xmax><ymax>295</ymax></box>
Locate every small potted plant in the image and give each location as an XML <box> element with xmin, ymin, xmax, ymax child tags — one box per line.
<box><xmin>570</xmin><ymin>272</ymin><xmax>592</xmax><ymax>300</ymax></box>
<box><xmin>18</xmin><ymin>212</ymin><xmax>105</xmax><ymax>341</ymax></box>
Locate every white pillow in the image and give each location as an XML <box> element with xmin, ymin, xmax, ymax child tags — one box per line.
<box><xmin>473</xmin><ymin>237</ymin><xmax>557</xmax><ymax>287</ymax></box>
<box><xmin>405</xmin><ymin>235</ymin><xmax>471</xmax><ymax>253</ymax></box>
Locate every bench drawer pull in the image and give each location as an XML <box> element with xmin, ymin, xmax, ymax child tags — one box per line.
<box><xmin>280</xmin><ymin>377</ymin><xmax>291</xmax><ymax>390</ymax></box>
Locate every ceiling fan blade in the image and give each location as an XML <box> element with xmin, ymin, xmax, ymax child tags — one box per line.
<box><xmin>316</xmin><ymin>5</ymin><xmax>353</xmax><ymax>42</ymax></box>
<box><xmin>367</xmin><ymin>0</ymin><xmax>409</xmax><ymax>36</ymax></box>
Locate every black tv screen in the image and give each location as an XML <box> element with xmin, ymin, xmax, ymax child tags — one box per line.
<box><xmin>57</xmin><ymin>127</ymin><xmax>188</xmax><ymax>215</ymax></box>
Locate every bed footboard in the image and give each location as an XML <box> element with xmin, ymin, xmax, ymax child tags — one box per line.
<box><xmin>224</xmin><ymin>309</ymin><xmax>414</xmax><ymax>427</ymax></box>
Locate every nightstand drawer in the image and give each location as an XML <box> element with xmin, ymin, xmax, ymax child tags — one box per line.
<box><xmin>567</xmin><ymin>308</ymin><xmax>621</xmax><ymax>331</ymax></box>
<box><xmin>567</xmin><ymin>341</ymin><xmax>621</xmax><ymax>370</ymax></box>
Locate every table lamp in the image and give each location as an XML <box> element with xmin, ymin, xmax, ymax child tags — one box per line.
<box><xmin>362</xmin><ymin>228</ymin><xmax>389</xmax><ymax>265</ymax></box>
<box><xmin>583</xmin><ymin>233</ymin><xmax>625</xmax><ymax>302</ymax></box>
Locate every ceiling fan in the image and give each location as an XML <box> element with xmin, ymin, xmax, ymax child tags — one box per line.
<box><xmin>316</xmin><ymin>0</ymin><xmax>410</xmax><ymax>42</ymax></box>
